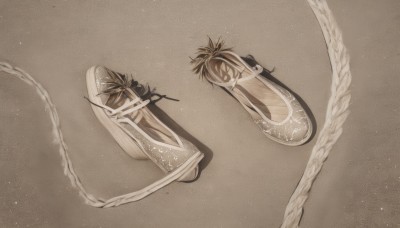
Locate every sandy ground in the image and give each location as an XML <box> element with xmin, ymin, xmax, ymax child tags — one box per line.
<box><xmin>0</xmin><ymin>0</ymin><xmax>399</xmax><ymax>227</ymax></box>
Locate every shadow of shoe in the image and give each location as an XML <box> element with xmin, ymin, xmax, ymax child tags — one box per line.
<box><xmin>241</xmin><ymin>55</ymin><xmax>317</xmax><ymax>144</ymax></box>
<box><xmin>146</xmin><ymin>104</ymin><xmax>213</xmax><ymax>182</ymax></box>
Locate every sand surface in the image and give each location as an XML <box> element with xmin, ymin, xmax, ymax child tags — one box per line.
<box><xmin>0</xmin><ymin>0</ymin><xmax>399</xmax><ymax>227</ymax></box>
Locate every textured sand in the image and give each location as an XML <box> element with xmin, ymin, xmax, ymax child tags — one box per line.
<box><xmin>0</xmin><ymin>0</ymin><xmax>399</xmax><ymax>227</ymax></box>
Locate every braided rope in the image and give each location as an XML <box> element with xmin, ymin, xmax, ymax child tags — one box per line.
<box><xmin>281</xmin><ymin>0</ymin><xmax>352</xmax><ymax>227</ymax></box>
<box><xmin>0</xmin><ymin>62</ymin><xmax>203</xmax><ymax>208</ymax></box>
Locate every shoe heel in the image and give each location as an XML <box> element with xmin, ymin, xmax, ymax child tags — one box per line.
<box><xmin>177</xmin><ymin>165</ymin><xmax>199</xmax><ymax>182</ymax></box>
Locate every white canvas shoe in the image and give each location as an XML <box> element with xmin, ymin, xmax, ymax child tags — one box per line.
<box><xmin>86</xmin><ymin>66</ymin><xmax>203</xmax><ymax>182</ymax></box>
<box><xmin>191</xmin><ymin>38</ymin><xmax>312</xmax><ymax>146</ymax></box>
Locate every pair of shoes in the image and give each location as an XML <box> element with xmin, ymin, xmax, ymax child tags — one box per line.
<box><xmin>85</xmin><ymin>38</ymin><xmax>312</xmax><ymax>200</ymax></box>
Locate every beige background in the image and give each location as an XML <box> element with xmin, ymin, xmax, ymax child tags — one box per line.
<box><xmin>0</xmin><ymin>0</ymin><xmax>399</xmax><ymax>227</ymax></box>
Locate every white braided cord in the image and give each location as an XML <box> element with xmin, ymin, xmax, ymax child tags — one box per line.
<box><xmin>281</xmin><ymin>0</ymin><xmax>352</xmax><ymax>227</ymax></box>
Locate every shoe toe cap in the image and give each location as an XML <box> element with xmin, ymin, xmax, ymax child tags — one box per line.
<box><xmin>285</xmin><ymin>118</ymin><xmax>312</xmax><ymax>145</ymax></box>
<box><xmin>256</xmin><ymin>113</ymin><xmax>313</xmax><ymax>146</ymax></box>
